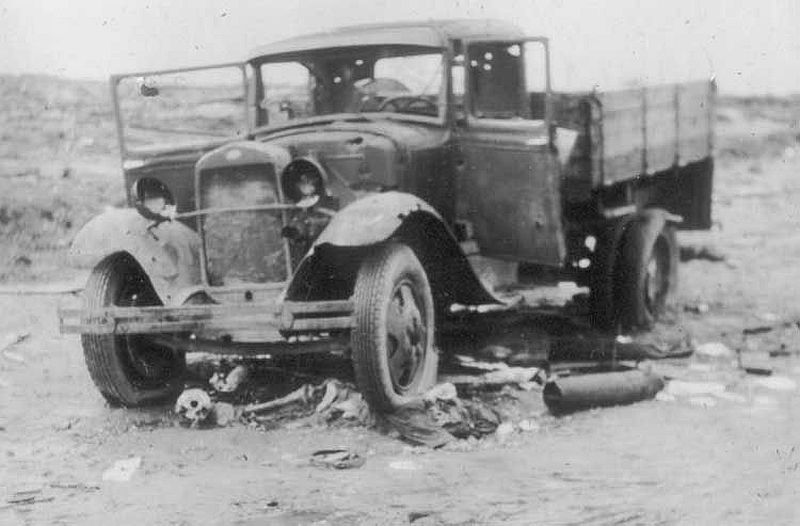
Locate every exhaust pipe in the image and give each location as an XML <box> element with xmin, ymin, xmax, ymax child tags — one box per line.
<box><xmin>543</xmin><ymin>369</ymin><xmax>664</xmax><ymax>415</ymax></box>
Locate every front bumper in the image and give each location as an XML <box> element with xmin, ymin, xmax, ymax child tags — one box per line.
<box><xmin>58</xmin><ymin>299</ymin><xmax>354</xmax><ymax>337</ymax></box>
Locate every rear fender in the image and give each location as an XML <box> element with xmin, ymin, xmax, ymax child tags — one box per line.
<box><xmin>285</xmin><ymin>192</ymin><xmax>499</xmax><ymax>308</ymax></box>
<box><xmin>69</xmin><ymin>208</ymin><xmax>202</xmax><ymax>305</ymax></box>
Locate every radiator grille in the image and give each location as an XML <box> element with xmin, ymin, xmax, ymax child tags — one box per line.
<box><xmin>199</xmin><ymin>164</ymin><xmax>288</xmax><ymax>285</ymax></box>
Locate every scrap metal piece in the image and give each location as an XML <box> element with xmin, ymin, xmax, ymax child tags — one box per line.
<box><xmin>543</xmin><ymin>369</ymin><xmax>664</xmax><ymax>415</ymax></box>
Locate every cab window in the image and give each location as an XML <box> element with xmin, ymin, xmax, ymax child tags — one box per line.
<box><xmin>467</xmin><ymin>41</ymin><xmax>547</xmax><ymax>121</ymax></box>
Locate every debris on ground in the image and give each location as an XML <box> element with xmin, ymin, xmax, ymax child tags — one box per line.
<box><xmin>210</xmin><ymin>402</ymin><xmax>237</xmax><ymax>427</ymax></box>
<box><xmin>383</xmin><ymin>382</ymin><xmax>507</xmax><ymax>448</ymax></box>
<box><xmin>694</xmin><ymin>342</ymin><xmax>736</xmax><ymax>360</ymax></box>
<box><xmin>754</xmin><ymin>376</ymin><xmax>797</xmax><ymax>391</ymax></box>
<box><xmin>684</xmin><ymin>302</ymin><xmax>710</xmax><ymax>314</ymax></box>
<box><xmin>679</xmin><ymin>244</ymin><xmax>726</xmax><ymax>262</ymax></box>
<box><xmin>102</xmin><ymin>457</ymin><xmax>142</xmax><ymax>482</ymax></box>
<box><xmin>0</xmin><ymin>331</ymin><xmax>30</xmax><ymax>363</ymax></box>
<box><xmin>543</xmin><ymin>369</ymin><xmax>665</xmax><ymax>414</ymax></box>
<box><xmin>210</xmin><ymin>364</ymin><xmax>249</xmax><ymax>393</ymax></box>
<box><xmin>388</xmin><ymin>459</ymin><xmax>420</xmax><ymax>471</ymax></box>
<box><xmin>743</xmin><ymin>326</ymin><xmax>774</xmax><ymax>336</ymax></box>
<box><xmin>175</xmin><ymin>388</ymin><xmax>213</xmax><ymax>427</ymax></box>
<box><xmin>314</xmin><ymin>380</ymin><xmax>370</xmax><ymax>423</ymax></box>
<box><xmin>688</xmin><ymin>396</ymin><xmax>718</xmax><ymax>408</ymax></box>
<box><xmin>309</xmin><ymin>448</ymin><xmax>365</xmax><ymax>470</ymax></box>
<box><xmin>665</xmin><ymin>380</ymin><xmax>727</xmax><ymax>397</ymax></box>
<box><xmin>757</xmin><ymin>312</ymin><xmax>780</xmax><ymax>323</ymax></box>
<box><xmin>4</xmin><ymin>488</ymin><xmax>54</xmax><ymax>507</ymax></box>
<box><xmin>442</xmin><ymin>355</ymin><xmax>542</xmax><ymax>389</ymax></box>
<box><xmin>408</xmin><ymin>511</ymin><xmax>434</xmax><ymax>523</ymax></box>
<box><xmin>495</xmin><ymin>421</ymin><xmax>515</xmax><ymax>443</ymax></box>
<box><xmin>743</xmin><ymin>365</ymin><xmax>773</xmax><ymax>376</ymax></box>
<box><xmin>384</xmin><ymin>402</ymin><xmax>457</xmax><ymax>449</ymax></box>
<box><xmin>769</xmin><ymin>346</ymin><xmax>793</xmax><ymax>358</ymax></box>
<box><xmin>243</xmin><ymin>384</ymin><xmax>317</xmax><ymax>414</ymax></box>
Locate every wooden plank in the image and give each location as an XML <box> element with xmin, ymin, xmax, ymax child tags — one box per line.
<box><xmin>597</xmin><ymin>88</ymin><xmax>645</xmax><ymax>184</ymax></box>
<box><xmin>645</xmin><ymin>84</ymin><xmax>678</xmax><ymax>173</ymax></box>
<box><xmin>678</xmin><ymin>81</ymin><xmax>713</xmax><ymax>163</ymax></box>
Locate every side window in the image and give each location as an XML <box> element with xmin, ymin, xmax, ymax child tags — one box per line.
<box><xmin>451</xmin><ymin>55</ymin><xmax>466</xmax><ymax>112</ymax></box>
<box><xmin>524</xmin><ymin>42</ymin><xmax>548</xmax><ymax>120</ymax></box>
<box><xmin>467</xmin><ymin>41</ymin><xmax>548</xmax><ymax>121</ymax></box>
<box><xmin>468</xmin><ymin>42</ymin><xmax>522</xmax><ymax>119</ymax></box>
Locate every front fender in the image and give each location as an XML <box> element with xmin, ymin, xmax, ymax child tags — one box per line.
<box><xmin>286</xmin><ymin>192</ymin><xmax>500</xmax><ymax>307</ymax></box>
<box><xmin>311</xmin><ymin>191</ymin><xmax>441</xmax><ymax>247</ymax></box>
<box><xmin>70</xmin><ymin>208</ymin><xmax>202</xmax><ymax>305</ymax></box>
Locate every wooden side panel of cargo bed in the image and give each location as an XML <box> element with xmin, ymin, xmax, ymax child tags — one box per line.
<box><xmin>596</xmin><ymin>88</ymin><xmax>645</xmax><ymax>185</ymax></box>
<box><xmin>645</xmin><ymin>85</ymin><xmax>678</xmax><ymax>172</ymax></box>
<box><xmin>678</xmin><ymin>81</ymin><xmax>714</xmax><ymax>163</ymax></box>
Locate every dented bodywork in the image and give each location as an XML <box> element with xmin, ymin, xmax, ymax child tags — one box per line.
<box><xmin>69</xmin><ymin>208</ymin><xmax>202</xmax><ymax>305</ymax></box>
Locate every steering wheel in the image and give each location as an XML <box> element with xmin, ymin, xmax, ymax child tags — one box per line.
<box><xmin>377</xmin><ymin>96</ymin><xmax>438</xmax><ymax>115</ymax></box>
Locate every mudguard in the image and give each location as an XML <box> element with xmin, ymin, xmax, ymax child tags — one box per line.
<box><xmin>311</xmin><ymin>191</ymin><xmax>442</xmax><ymax>247</ymax></box>
<box><xmin>69</xmin><ymin>208</ymin><xmax>202</xmax><ymax>305</ymax></box>
<box><xmin>286</xmin><ymin>192</ymin><xmax>500</xmax><ymax>307</ymax></box>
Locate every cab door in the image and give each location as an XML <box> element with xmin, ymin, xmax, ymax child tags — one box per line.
<box><xmin>111</xmin><ymin>63</ymin><xmax>250</xmax><ymax>217</ymax></box>
<box><xmin>452</xmin><ymin>40</ymin><xmax>565</xmax><ymax>266</ymax></box>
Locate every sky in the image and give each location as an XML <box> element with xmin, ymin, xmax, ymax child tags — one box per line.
<box><xmin>1</xmin><ymin>0</ymin><xmax>798</xmax><ymax>94</ymax></box>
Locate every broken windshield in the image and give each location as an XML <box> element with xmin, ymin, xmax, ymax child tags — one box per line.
<box><xmin>255</xmin><ymin>47</ymin><xmax>444</xmax><ymax>126</ymax></box>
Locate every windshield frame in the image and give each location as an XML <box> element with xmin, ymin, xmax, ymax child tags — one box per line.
<box><xmin>250</xmin><ymin>45</ymin><xmax>449</xmax><ymax>131</ymax></box>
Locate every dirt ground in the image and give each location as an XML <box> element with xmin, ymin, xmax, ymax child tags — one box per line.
<box><xmin>1</xmin><ymin>78</ymin><xmax>800</xmax><ymax>524</ymax></box>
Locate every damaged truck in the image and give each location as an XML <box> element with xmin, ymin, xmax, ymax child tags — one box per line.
<box><xmin>60</xmin><ymin>20</ymin><xmax>715</xmax><ymax>412</ymax></box>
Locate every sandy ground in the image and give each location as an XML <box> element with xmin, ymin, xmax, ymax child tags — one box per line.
<box><xmin>1</xmin><ymin>85</ymin><xmax>800</xmax><ymax>524</ymax></box>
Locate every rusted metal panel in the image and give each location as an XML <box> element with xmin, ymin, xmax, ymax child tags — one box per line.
<box><xmin>596</xmin><ymin>88</ymin><xmax>645</xmax><ymax>185</ymax></box>
<box><xmin>456</xmin><ymin>121</ymin><xmax>565</xmax><ymax>266</ymax></box>
<box><xmin>68</xmin><ymin>208</ymin><xmax>202</xmax><ymax>306</ymax></box>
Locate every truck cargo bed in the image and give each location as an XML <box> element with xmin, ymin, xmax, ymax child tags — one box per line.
<box><xmin>552</xmin><ymin>80</ymin><xmax>715</xmax><ymax>228</ymax></box>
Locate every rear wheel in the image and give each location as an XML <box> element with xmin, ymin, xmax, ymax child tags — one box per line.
<box><xmin>81</xmin><ymin>254</ymin><xmax>186</xmax><ymax>407</ymax></box>
<box><xmin>617</xmin><ymin>218</ymin><xmax>678</xmax><ymax>330</ymax></box>
<box><xmin>351</xmin><ymin>243</ymin><xmax>438</xmax><ymax>412</ymax></box>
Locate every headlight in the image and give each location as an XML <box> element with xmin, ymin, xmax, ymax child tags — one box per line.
<box><xmin>282</xmin><ymin>159</ymin><xmax>325</xmax><ymax>204</ymax></box>
<box><xmin>132</xmin><ymin>177</ymin><xmax>175</xmax><ymax>220</ymax></box>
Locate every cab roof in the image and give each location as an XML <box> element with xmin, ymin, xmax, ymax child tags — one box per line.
<box><xmin>248</xmin><ymin>19</ymin><xmax>530</xmax><ymax>60</ymax></box>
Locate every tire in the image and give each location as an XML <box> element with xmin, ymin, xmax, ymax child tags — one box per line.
<box><xmin>616</xmin><ymin>217</ymin><xmax>678</xmax><ymax>330</ymax></box>
<box><xmin>81</xmin><ymin>254</ymin><xmax>186</xmax><ymax>407</ymax></box>
<box><xmin>351</xmin><ymin>243</ymin><xmax>438</xmax><ymax>413</ymax></box>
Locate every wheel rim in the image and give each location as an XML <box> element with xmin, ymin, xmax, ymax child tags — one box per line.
<box><xmin>644</xmin><ymin>237</ymin><xmax>670</xmax><ymax>315</ymax></box>
<box><xmin>385</xmin><ymin>278</ymin><xmax>428</xmax><ymax>394</ymax></box>
<box><xmin>115</xmin><ymin>271</ymin><xmax>179</xmax><ymax>387</ymax></box>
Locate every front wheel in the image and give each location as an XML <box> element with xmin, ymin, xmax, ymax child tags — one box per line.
<box><xmin>81</xmin><ymin>254</ymin><xmax>186</xmax><ymax>407</ymax></box>
<box><xmin>351</xmin><ymin>243</ymin><xmax>438</xmax><ymax>412</ymax></box>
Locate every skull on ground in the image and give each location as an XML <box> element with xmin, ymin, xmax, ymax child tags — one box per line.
<box><xmin>175</xmin><ymin>388</ymin><xmax>213</xmax><ymax>426</ymax></box>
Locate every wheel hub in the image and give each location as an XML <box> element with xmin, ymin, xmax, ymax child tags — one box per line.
<box><xmin>645</xmin><ymin>240</ymin><xmax>669</xmax><ymax>314</ymax></box>
<box><xmin>385</xmin><ymin>281</ymin><xmax>427</xmax><ymax>392</ymax></box>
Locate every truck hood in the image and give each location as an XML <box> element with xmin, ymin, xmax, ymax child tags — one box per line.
<box><xmin>253</xmin><ymin>116</ymin><xmax>447</xmax><ymax>195</ymax></box>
